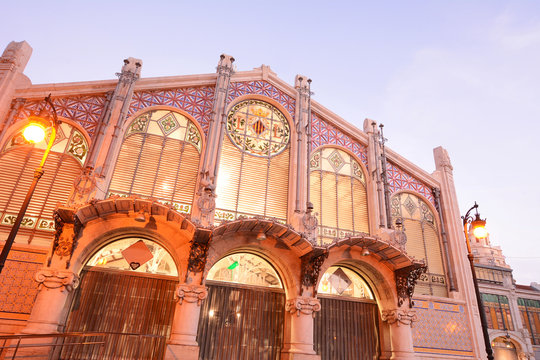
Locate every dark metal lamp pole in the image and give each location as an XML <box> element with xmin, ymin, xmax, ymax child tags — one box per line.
<box><xmin>0</xmin><ymin>95</ymin><xmax>59</xmax><ymax>275</ymax></box>
<box><xmin>462</xmin><ymin>202</ymin><xmax>494</xmax><ymax>360</ymax></box>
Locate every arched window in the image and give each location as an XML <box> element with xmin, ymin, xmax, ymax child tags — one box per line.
<box><xmin>215</xmin><ymin>100</ymin><xmax>291</xmax><ymax>223</ymax></box>
<box><xmin>87</xmin><ymin>238</ymin><xmax>178</xmax><ymax>276</ymax></box>
<box><xmin>391</xmin><ymin>192</ymin><xmax>447</xmax><ymax>297</ymax></box>
<box><xmin>318</xmin><ymin>265</ymin><xmax>374</xmax><ymax>300</ymax></box>
<box><xmin>0</xmin><ymin>122</ymin><xmax>87</xmax><ymax>246</ymax></box>
<box><xmin>108</xmin><ymin>109</ymin><xmax>202</xmax><ymax>214</ymax></box>
<box><xmin>309</xmin><ymin>147</ymin><xmax>369</xmax><ymax>246</ymax></box>
<box><xmin>207</xmin><ymin>252</ymin><xmax>282</xmax><ymax>288</ymax></box>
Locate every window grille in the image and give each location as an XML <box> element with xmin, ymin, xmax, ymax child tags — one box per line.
<box><xmin>309</xmin><ymin>147</ymin><xmax>369</xmax><ymax>246</ymax></box>
<box><xmin>108</xmin><ymin>110</ymin><xmax>202</xmax><ymax>214</ymax></box>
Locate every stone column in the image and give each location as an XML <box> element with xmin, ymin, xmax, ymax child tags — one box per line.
<box><xmin>381</xmin><ymin>308</ymin><xmax>417</xmax><ymax>360</ymax></box>
<box><xmin>0</xmin><ymin>41</ymin><xmax>32</xmax><ymax>127</ymax></box>
<box><xmin>191</xmin><ymin>54</ymin><xmax>234</xmax><ymax>227</ymax></box>
<box><xmin>282</xmin><ymin>297</ymin><xmax>320</xmax><ymax>359</ymax></box>
<box><xmin>363</xmin><ymin>118</ymin><xmax>385</xmax><ymax>231</ymax></box>
<box><xmin>432</xmin><ymin>146</ymin><xmax>485</xmax><ymax>358</ymax></box>
<box><xmin>166</xmin><ymin>284</ymin><xmax>208</xmax><ymax>360</ymax></box>
<box><xmin>90</xmin><ymin>57</ymin><xmax>142</xmax><ymax>199</ymax></box>
<box><xmin>23</xmin><ymin>268</ymin><xmax>79</xmax><ymax>334</ymax></box>
<box><xmin>166</xmin><ymin>229</ymin><xmax>211</xmax><ymax>360</ymax></box>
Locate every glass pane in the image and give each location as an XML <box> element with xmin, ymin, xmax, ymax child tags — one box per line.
<box><xmin>318</xmin><ymin>266</ymin><xmax>374</xmax><ymax>299</ymax></box>
<box><xmin>87</xmin><ymin>238</ymin><xmax>178</xmax><ymax>276</ymax></box>
<box><xmin>207</xmin><ymin>253</ymin><xmax>282</xmax><ymax>288</ymax></box>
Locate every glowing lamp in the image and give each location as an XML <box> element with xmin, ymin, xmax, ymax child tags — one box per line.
<box><xmin>23</xmin><ymin>123</ymin><xmax>46</xmax><ymax>143</ymax></box>
<box><xmin>471</xmin><ymin>214</ymin><xmax>487</xmax><ymax>239</ymax></box>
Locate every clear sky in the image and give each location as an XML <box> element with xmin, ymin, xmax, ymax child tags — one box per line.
<box><xmin>2</xmin><ymin>1</ymin><xmax>539</xmax><ymax>284</ymax></box>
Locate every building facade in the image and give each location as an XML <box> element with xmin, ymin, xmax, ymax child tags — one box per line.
<box><xmin>472</xmin><ymin>233</ymin><xmax>540</xmax><ymax>359</ymax></box>
<box><xmin>0</xmin><ymin>40</ymin><xmax>515</xmax><ymax>359</ymax></box>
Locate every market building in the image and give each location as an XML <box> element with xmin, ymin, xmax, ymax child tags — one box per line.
<box><xmin>0</xmin><ymin>39</ymin><xmax>532</xmax><ymax>359</ymax></box>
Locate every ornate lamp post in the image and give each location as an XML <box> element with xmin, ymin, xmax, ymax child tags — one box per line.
<box><xmin>0</xmin><ymin>95</ymin><xmax>60</xmax><ymax>275</ymax></box>
<box><xmin>462</xmin><ymin>202</ymin><xmax>494</xmax><ymax>360</ymax></box>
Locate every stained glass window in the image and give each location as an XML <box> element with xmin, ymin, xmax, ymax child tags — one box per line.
<box><xmin>226</xmin><ymin>100</ymin><xmax>290</xmax><ymax>157</ymax></box>
<box><xmin>309</xmin><ymin>147</ymin><xmax>369</xmax><ymax>246</ymax></box>
<box><xmin>87</xmin><ymin>238</ymin><xmax>178</xmax><ymax>276</ymax></box>
<box><xmin>318</xmin><ymin>266</ymin><xmax>374</xmax><ymax>300</ymax></box>
<box><xmin>215</xmin><ymin>100</ymin><xmax>290</xmax><ymax>223</ymax></box>
<box><xmin>391</xmin><ymin>192</ymin><xmax>447</xmax><ymax>298</ymax></box>
<box><xmin>207</xmin><ymin>253</ymin><xmax>282</xmax><ymax>288</ymax></box>
<box><xmin>0</xmin><ymin>122</ymin><xmax>86</xmax><ymax>246</ymax></box>
<box><xmin>109</xmin><ymin>110</ymin><xmax>202</xmax><ymax>214</ymax></box>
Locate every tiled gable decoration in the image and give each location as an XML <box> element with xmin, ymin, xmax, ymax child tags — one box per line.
<box><xmin>311</xmin><ymin>113</ymin><xmax>368</xmax><ymax>167</ymax></box>
<box><xmin>387</xmin><ymin>162</ymin><xmax>434</xmax><ymax>205</ymax></box>
<box><xmin>129</xmin><ymin>87</ymin><xmax>215</xmax><ymax>135</ymax></box>
<box><xmin>228</xmin><ymin>81</ymin><xmax>296</xmax><ymax>121</ymax></box>
<box><xmin>16</xmin><ymin>95</ymin><xmax>107</xmax><ymax>137</ymax></box>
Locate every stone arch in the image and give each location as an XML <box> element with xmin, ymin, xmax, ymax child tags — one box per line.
<box><xmin>206</xmin><ymin>218</ymin><xmax>313</xmax><ymax>297</ymax></box>
<box><xmin>489</xmin><ymin>331</ymin><xmax>529</xmax><ymax>359</ymax></box>
<box><xmin>57</xmin><ymin>197</ymin><xmax>196</xmax><ymax>278</ymax></box>
<box><xmin>390</xmin><ymin>189</ymin><xmax>441</xmax><ymax>233</ymax></box>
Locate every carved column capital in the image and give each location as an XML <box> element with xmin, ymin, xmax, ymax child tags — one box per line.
<box><xmin>285</xmin><ymin>297</ymin><xmax>321</xmax><ymax>318</ymax></box>
<box><xmin>175</xmin><ymin>284</ymin><xmax>208</xmax><ymax>306</ymax></box>
<box><xmin>34</xmin><ymin>268</ymin><xmax>79</xmax><ymax>292</ymax></box>
<box><xmin>381</xmin><ymin>309</ymin><xmax>418</xmax><ymax>326</ymax></box>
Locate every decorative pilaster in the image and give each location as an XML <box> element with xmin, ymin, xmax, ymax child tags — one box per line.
<box><xmin>191</xmin><ymin>55</ymin><xmax>234</xmax><ymax>226</ymax></box>
<box><xmin>363</xmin><ymin>119</ymin><xmax>384</xmax><ymax>231</ymax></box>
<box><xmin>381</xmin><ymin>309</ymin><xmax>418</xmax><ymax>326</ymax></box>
<box><xmin>0</xmin><ymin>97</ymin><xmax>25</xmax><ymax>144</ymax></box>
<box><xmin>381</xmin><ymin>308</ymin><xmax>417</xmax><ymax>360</ymax></box>
<box><xmin>23</xmin><ymin>268</ymin><xmax>79</xmax><ymax>334</ymax></box>
<box><xmin>285</xmin><ymin>297</ymin><xmax>321</xmax><ymax>318</ymax></box>
<box><xmin>87</xmin><ymin>57</ymin><xmax>142</xmax><ymax>200</ymax></box>
<box><xmin>166</xmin><ymin>228</ymin><xmax>211</xmax><ymax>360</ymax></box>
<box><xmin>0</xmin><ymin>41</ymin><xmax>32</xmax><ymax>128</ymax></box>
<box><xmin>432</xmin><ymin>146</ymin><xmax>486</xmax><ymax>358</ymax></box>
<box><xmin>282</xmin><ymin>297</ymin><xmax>320</xmax><ymax>359</ymax></box>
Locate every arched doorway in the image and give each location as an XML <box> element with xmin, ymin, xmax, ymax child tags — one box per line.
<box><xmin>492</xmin><ymin>337</ymin><xmax>519</xmax><ymax>360</ymax></box>
<box><xmin>197</xmin><ymin>252</ymin><xmax>285</xmax><ymax>360</ymax></box>
<box><xmin>64</xmin><ymin>238</ymin><xmax>178</xmax><ymax>359</ymax></box>
<box><xmin>314</xmin><ymin>265</ymin><xmax>380</xmax><ymax>360</ymax></box>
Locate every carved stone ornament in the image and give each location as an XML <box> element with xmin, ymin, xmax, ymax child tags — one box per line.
<box><xmin>175</xmin><ymin>284</ymin><xmax>208</xmax><ymax>306</ymax></box>
<box><xmin>187</xmin><ymin>229</ymin><xmax>212</xmax><ymax>274</ymax></box>
<box><xmin>285</xmin><ymin>297</ymin><xmax>321</xmax><ymax>318</ymax></box>
<box><xmin>302</xmin><ymin>209</ymin><xmax>318</xmax><ymax>244</ymax></box>
<box><xmin>196</xmin><ymin>184</ymin><xmax>216</xmax><ymax>219</ymax></box>
<box><xmin>34</xmin><ymin>268</ymin><xmax>80</xmax><ymax>292</ymax></box>
<box><xmin>395</xmin><ymin>264</ymin><xmax>427</xmax><ymax>308</ymax></box>
<box><xmin>381</xmin><ymin>309</ymin><xmax>418</xmax><ymax>326</ymax></box>
<box><xmin>300</xmin><ymin>250</ymin><xmax>328</xmax><ymax>290</ymax></box>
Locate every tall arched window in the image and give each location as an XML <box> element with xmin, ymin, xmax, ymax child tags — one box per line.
<box><xmin>391</xmin><ymin>192</ymin><xmax>447</xmax><ymax>297</ymax></box>
<box><xmin>215</xmin><ymin>100</ymin><xmax>290</xmax><ymax>223</ymax></box>
<box><xmin>0</xmin><ymin>122</ymin><xmax>87</xmax><ymax>246</ymax></box>
<box><xmin>109</xmin><ymin>109</ymin><xmax>202</xmax><ymax>214</ymax></box>
<box><xmin>309</xmin><ymin>147</ymin><xmax>369</xmax><ymax>246</ymax></box>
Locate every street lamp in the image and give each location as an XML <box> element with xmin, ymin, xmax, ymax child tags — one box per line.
<box><xmin>0</xmin><ymin>95</ymin><xmax>60</xmax><ymax>275</ymax></box>
<box><xmin>462</xmin><ymin>202</ymin><xmax>494</xmax><ymax>360</ymax></box>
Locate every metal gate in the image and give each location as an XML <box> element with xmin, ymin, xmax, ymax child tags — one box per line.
<box><xmin>197</xmin><ymin>281</ymin><xmax>285</xmax><ymax>360</ymax></box>
<box><xmin>314</xmin><ymin>296</ymin><xmax>380</xmax><ymax>360</ymax></box>
<box><xmin>64</xmin><ymin>267</ymin><xmax>177</xmax><ymax>359</ymax></box>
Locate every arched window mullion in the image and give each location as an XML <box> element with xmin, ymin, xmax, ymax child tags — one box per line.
<box><xmin>2</xmin><ymin>147</ymin><xmax>34</xmax><ymax>212</ymax></box>
<box><xmin>171</xmin><ymin>139</ymin><xmax>186</xmax><ymax>203</ymax></box>
<box><xmin>149</xmin><ymin>136</ymin><xmax>168</xmax><ymax>198</ymax></box>
<box><xmin>128</xmin><ymin>133</ymin><xmax>148</xmax><ymax>196</ymax></box>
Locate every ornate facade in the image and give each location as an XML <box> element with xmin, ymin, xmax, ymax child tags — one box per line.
<box><xmin>0</xmin><ymin>40</ymin><xmax>513</xmax><ymax>359</ymax></box>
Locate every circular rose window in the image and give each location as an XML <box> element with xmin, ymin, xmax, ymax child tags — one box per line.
<box><xmin>226</xmin><ymin>100</ymin><xmax>290</xmax><ymax>157</ymax></box>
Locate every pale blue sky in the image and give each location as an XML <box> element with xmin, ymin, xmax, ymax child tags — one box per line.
<box><xmin>2</xmin><ymin>1</ymin><xmax>539</xmax><ymax>284</ymax></box>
